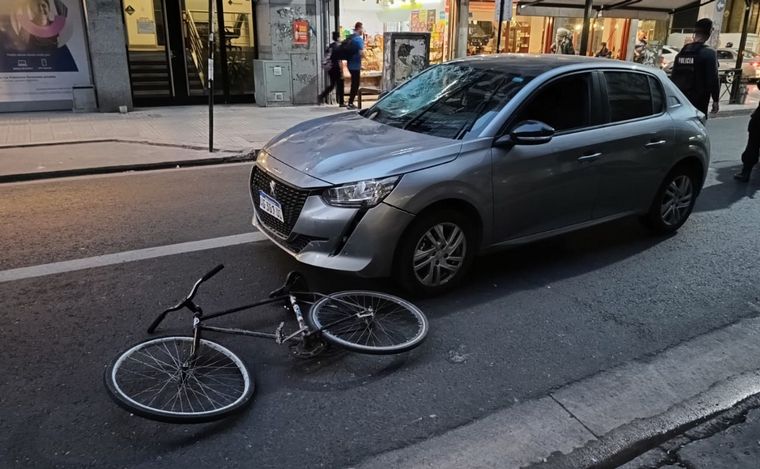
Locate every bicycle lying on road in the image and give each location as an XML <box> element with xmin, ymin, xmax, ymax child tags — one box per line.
<box><xmin>104</xmin><ymin>265</ymin><xmax>429</xmax><ymax>423</ymax></box>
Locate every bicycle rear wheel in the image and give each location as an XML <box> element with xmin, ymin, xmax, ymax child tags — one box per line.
<box><xmin>308</xmin><ymin>291</ymin><xmax>428</xmax><ymax>355</ymax></box>
<box><xmin>105</xmin><ymin>336</ymin><xmax>254</xmax><ymax>423</ymax></box>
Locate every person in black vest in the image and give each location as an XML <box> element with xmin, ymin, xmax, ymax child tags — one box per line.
<box><xmin>734</xmin><ymin>105</ymin><xmax>760</xmax><ymax>181</ymax></box>
<box><xmin>670</xmin><ymin>18</ymin><xmax>720</xmax><ymax>117</ymax></box>
<box><xmin>318</xmin><ymin>32</ymin><xmax>344</xmax><ymax>106</ymax></box>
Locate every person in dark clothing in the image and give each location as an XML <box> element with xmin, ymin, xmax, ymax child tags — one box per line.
<box><xmin>670</xmin><ymin>18</ymin><xmax>720</xmax><ymax>117</ymax></box>
<box><xmin>318</xmin><ymin>31</ymin><xmax>344</xmax><ymax>106</ymax></box>
<box><xmin>346</xmin><ymin>22</ymin><xmax>365</xmax><ymax>110</ymax></box>
<box><xmin>595</xmin><ymin>42</ymin><xmax>612</xmax><ymax>58</ymax></box>
<box><xmin>735</xmin><ymin>105</ymin><xmax>760</xmax><ymax>181</ymax></box>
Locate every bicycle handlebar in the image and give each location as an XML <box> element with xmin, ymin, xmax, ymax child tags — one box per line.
<box><xmin>147</xmin><ymin>264</ymin><xmax>224</xmax><ymax>334</ymax></box>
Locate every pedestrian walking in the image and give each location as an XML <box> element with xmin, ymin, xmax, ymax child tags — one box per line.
<box><xmin>734</xmin><ymin>104</ymin><xmax>760</xmax><ymax>182</ymax></box>
<box><xmin>554</xmin><ymin>28</ymin><xmax>575</xmax><ymax>55</ymax></box>
<box><xmin>344</xmin><ymin>22</ymin><xmax>365</xmax><ymax>110</ymax></box>
<box><xmin>670</xmin><ymin>18</ymin><xmax>720</xmax><ymax>117</ymax></box>
<box><xmin>595</xmin><ymin>42</ymin><xmax>612</xmax><ymax>58</ymax></box>
<box><xmin>318</xmin><ymin>31</ymin><xmax>344</xmax><ymax>106</ymax></box>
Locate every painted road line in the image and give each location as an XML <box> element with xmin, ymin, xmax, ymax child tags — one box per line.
<box><xmin>0</xmin><ymin>232</ymin><xmax>268</xmax><ymax>283</ymax></box>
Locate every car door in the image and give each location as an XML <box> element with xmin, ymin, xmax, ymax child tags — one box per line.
<box><xmin>491</xmin><ymin>71</ymin><xmax>604</xmax><ymax>241</ymax></box>
<box><xmin>591</xmin><ymin>71</ymin><xmax>675</xmax><ymax>219</ymax></box>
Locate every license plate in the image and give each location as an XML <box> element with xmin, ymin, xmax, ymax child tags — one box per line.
<box><xmin>258</xmin><ymin>191</ymin><xmax>284</xmax><ymax>222</ymax></box>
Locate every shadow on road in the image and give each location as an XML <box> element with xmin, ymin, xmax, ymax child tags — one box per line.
<box><xmin>695</xmin><ymin>164</ymin><xmax>760</xmax><ymax>213</ymax></box>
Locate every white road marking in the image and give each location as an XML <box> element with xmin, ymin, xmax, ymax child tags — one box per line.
<box><xmin>0</xmin><ymin>232</ymin><xmax>268</xmax><ymax>283</ymax></box>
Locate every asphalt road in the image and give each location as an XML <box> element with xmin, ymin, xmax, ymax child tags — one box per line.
<box><xmin>1</xmin><ymin>116</ymin><xmax>760</xmax><ymax>469</ymax></box>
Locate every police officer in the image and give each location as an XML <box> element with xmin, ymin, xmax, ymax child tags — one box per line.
<box><xmin>670</xmin><ymin>18</ymin><xmax>720</xmax><ymax>117</ymax></box>
<box><xmin>735</xmin><ymin>106</ymin><xmax>760</xmax><ymax>181</ymax></box>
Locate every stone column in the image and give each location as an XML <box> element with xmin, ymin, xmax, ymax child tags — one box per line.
<box><xmin>456</xmin><ymin>0</ymin><xmax>470</xmax><ymax>58</ymax></box>
<box><xmin>256</xmin><ymin>0</ymin><xmax>322</xmax><ymax>104</ymax></box>
<box><xmin>84</xmin><ymin>0</ymin><xmax>133</xmax><ymax>112</ymax></box>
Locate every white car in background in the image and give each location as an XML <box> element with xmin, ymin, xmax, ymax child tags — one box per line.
<box><xmin>659</xmin><ymin>46</ymin><xmax>680</xmax><ymax>72</ymax></box>
<box><xmin>717</xmin><ymin>48</ymin><xmax>760</xmax><ymax>82</ymax></box>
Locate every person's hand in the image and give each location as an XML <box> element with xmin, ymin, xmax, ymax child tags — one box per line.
<box><xmin>711</xmin><ymin>102</ymin><xmax>720</xmax><ymax>115</ymax></box>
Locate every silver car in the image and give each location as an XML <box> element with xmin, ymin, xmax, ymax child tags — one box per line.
<box><xmin>250</xmin><ymin>55</ymin><xmax>709</xmax><ymax>295</ymax></box>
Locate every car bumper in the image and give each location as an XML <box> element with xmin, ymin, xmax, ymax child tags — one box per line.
<box><xmin>252</xmin><ymin>195</ymin><xmax>415</xmax><ymax>278</ymax></box>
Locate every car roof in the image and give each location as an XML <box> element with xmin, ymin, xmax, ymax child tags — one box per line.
<box><xmin>446</xmin><ymin>53</ymin><xmax>656</xmax><ymax>77</ymax></box>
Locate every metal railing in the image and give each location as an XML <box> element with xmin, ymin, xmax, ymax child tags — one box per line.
<box><xmin>184</xmin><ymin>7</ymin><xmax>207</xmax><ymax>88</ymax></box>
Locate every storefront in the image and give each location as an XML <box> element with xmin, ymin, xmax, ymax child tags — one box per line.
<box><xmin>338</xmin><ymin>0</ymin><xmax>458</xmax><ymax>89</ymax></box>
<box><xmin>121</xmin><ymin>0</ymin><xmax>257</xmax><ymax>106</ymax></box>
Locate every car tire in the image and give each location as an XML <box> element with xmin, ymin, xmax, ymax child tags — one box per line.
<box><xmin>643</xmin><ymin>164</ymin><xmax>700</xmax><ymax>234</ymax></box>
<box><xmin>394</xmin><ymin>208</ymin><xmax>477</xmax><ymax>296</ymax></box>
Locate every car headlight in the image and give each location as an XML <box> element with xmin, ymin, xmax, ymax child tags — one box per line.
<box><xmin>323</xmin><ymin>176</ymin><xmax>400</xmax><ymax>208</ymax></box>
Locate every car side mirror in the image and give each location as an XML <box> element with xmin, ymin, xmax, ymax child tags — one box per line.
<box><xmin>496</xmin><ymin>120</ymin><xmax>555</xmax><ymax>148</ymax></box>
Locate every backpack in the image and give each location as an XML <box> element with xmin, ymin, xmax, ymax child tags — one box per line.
<box><xmin>670</xmin><ymin>42</ymin><xmax>705</xmax><ymax>96</ymax></box>
<box><xmin>335</xmin><ymin>35</ymin><xmax>360</xmax><ymax>61</ymax></box>
<box><xmin>321</xmin><ymin>43</ymin><xmax>334</xmax><ymax>71</ymax></box>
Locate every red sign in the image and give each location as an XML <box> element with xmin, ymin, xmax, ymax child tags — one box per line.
<box><xmin>293</xmin><ymin>19</ymin><xmax>309</xmax><ymax>46</ymax></box>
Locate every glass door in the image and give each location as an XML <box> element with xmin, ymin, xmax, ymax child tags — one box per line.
<box><xmin>124</xmin><ymin>0</ymin><xmax>256</xmax><ymax>105</ymax></box>
<box><xmin>123</xmin><ymin>0</ymin><xmax>174</xmax><ymax>100</ymax></box>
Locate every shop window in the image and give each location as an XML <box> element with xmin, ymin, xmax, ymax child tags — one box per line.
<box><xmin>515</xmin><ymin>74</ymin><xmax>591</xmax><ymax>132</ymax></box>
<box><xmin>604</xmin><ymin>72</ymin><xmax>655</xmax><ymax>122</ymax></box>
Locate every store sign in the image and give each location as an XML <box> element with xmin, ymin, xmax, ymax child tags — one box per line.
<box><xmin>0</xmin><ymin>0</ymin><xmax>92</xmax><ymax>104</ymax></box>
<box><xmin>293</xmin><ymin>19</ymin><xmax>309</xmax><ymax>46</ymax></box>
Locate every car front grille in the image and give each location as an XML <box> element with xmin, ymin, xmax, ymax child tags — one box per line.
<box><xmin>251</xmin><ymin>166</ymin><xmax>310</xmax><ymax>238</ymax></box>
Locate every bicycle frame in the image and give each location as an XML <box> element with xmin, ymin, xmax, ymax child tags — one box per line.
<box><xmin>148</xmin><ymin>265</ymin><xmax>383</xmax><ymax>362</ymax></box>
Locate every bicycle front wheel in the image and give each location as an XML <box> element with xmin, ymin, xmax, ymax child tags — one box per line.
<box><xmin>308</xmin><ymin>291</ymin><xmax>428</xmax><ymax>355</ymax></box>
<box><xmin>105</xmin><ymin>336</ymin><xmax>254</xmax><ymax>423</ymax></box>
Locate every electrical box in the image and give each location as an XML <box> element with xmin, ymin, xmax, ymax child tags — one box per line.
<box><xmin>253</xmin><ymin>60</ymin><xmax>293</xmax><ymax>107</ymax></box>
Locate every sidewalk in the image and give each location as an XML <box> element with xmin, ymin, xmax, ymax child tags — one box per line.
<box><xmin>355</xmin><ymin>309</ymin><xmax>760</xmax><ymax>469</ymax></box>
<box><xmin>0</xmin><ymin>94</ymin><xmax>756</xmax><ymax>183</ymax></box>
<box><xmin>0</xmin><ymin>105</ymin><xmax>342</xmax><ymax>181</ymax></box>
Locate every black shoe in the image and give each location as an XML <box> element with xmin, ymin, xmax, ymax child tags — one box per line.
<box><xmin>338</xmin><ymin>103</ymin><xmax>346</xmax><ymax>107</ymax></box>
<box><xmin>734</xmin><ymin>169</ymin><xmax>751</xmax><ymax>182</ymax></box>
<box><xmin>346</xmin><ymin>103</ymin><xmax>357</xmax><ymax>110</ymax></box>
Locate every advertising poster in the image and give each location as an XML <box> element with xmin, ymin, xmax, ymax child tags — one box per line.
<box><xmin>292</xmin><ymin>18</ymin><xmax>309</xmax><ymax>47</ymax></box>
<box><xmin>0</xmin><ymin>0</ymin><xmax>91</xmax><ymax>105</ymax></box>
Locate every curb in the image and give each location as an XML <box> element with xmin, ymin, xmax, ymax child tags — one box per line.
<box><xmin>0</xmin><ymin>150</ymin><xmax>258</xmax><ymax>184</ymax></box>
<box><xmin>527</xmin><ymin>370</ymin><xmax>760</xmax><ymax>469</ymax></box>
<box><xmin>0</xmin><ymin>138</ymin><xmax>242</xmax><ymax>152</ymax></box>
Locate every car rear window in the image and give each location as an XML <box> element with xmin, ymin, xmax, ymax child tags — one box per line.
<box><xmin>604</xmin><ymin>72</ymin><xmax>661</xmax><ymax>122</ymax></box>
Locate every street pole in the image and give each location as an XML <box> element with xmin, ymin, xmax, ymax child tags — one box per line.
<box><xmin>496</xmin><ymin>0</ymin><xmax>505</xmax><ymax>53</ymax></box>
<box><xmin>730</xmin><ymin>0</ymin><xmax>751</xmax><ymax>104</ymax></box>
<box><xmin>579</xmin><ymin>0</ymin><xmax>593</xmax><ymax>56</ymax></box>
<box><xmin>208</xmin><ymin>0</ymin><xmax>215</xmax><ymax>152</ymax></box>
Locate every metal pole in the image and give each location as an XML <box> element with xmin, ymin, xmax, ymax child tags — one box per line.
<box><xmin>496</xmin><ymin>0</ymin><xmax>505</xmax><ymax>53</ymax></box>
<box><xmin>730</xmin><ymin>0</ymin><xmax>751</xmax><ymax>104</ymax></box>
<box><xmin>208</xmin><ymin>0</ymin><xmax>215</xmax><ymax>152</ymax></box>
<box><xmin>579</xmin><ymin>0</ymin><xmax>593</xmax><ymax>56</ymax></box>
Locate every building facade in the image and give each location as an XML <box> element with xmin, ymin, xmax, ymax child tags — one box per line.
<box><xmin>0</xmin><ymin>0</ymin><xmax>673</xmax><ymax>113</ymax></box>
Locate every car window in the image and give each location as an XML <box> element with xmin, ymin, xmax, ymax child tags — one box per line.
<box><xmin>364</xmin><ymin>64</ymin><xmax>534</xmax><ymax>139</ymax></box>
<box><xmin>648</xmin><ymin>76</ymin><xmax>665</xmax><ymax>113</ymax></box>
<box><xmin>604</xmin><ymin>72</ymin><xmax>656</xmax><ymax>122</ymax></box>
<box><xmin>513</xmin><ymin>73</ymin><xmax>591</xmax><ymax>133</ymax></box>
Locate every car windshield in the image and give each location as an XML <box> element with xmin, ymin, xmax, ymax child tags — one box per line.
<box><xmin>363</xmin><ymin>63</ymin><xmax>534</xmax><ymax>140</ymax></box>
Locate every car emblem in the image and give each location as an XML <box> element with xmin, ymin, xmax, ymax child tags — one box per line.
<box><xmin>270</xmin><ymin>180</ymin><xmax>276</xmax><ymax>195</ymax></box>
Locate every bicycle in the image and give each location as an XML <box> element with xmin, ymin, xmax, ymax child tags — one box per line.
<box><xmin>104</xmin><ymin>265</ymin><xmax>429</xmax><ymax>423</ymax></box>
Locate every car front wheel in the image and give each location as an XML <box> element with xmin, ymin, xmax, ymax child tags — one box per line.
<box><xmin>644</xmin><ymin>165</ymin><xmax>699</xmax><ymax>234</ymax></box>
<box><xmin>394</xmin><ymin>209</ymin><xmax>477</xmax><ymax>296</ymax></box>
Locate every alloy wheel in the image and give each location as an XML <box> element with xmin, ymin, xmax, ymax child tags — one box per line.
<box><xmin>413</xmin><ymin>223</ymin><xmax>467</xmax><ymax>287</ymax></box>
<box><xmin>660</xmin><ymin>175</ymin><xmax>693</xmax><ymax>227</ymax></box>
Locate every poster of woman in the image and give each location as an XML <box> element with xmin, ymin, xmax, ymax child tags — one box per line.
<box><xmin>0</xmin><ymin>0</ymin><xmax>79</xmax><ymax>72</ymax></box>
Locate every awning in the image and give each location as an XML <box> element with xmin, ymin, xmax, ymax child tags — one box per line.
<box><xmin>516</xmin><ymin>0</ymin><xmax>712</xmax><ymax>20</ymax></box>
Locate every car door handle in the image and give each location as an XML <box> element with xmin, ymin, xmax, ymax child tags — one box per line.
<box><xmin>645</xmin><ymin>139</ymin><xmax>667</xmax><ymax>148</ymax></box>
<box><xmin>577</xmin><ymin>152</ymin><xmax>602</xmax><ymax>162</ymax></box>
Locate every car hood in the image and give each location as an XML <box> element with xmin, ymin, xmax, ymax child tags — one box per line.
<box><xmin>263</xmin><ymin>112</ymin><xmax>462</xmax><ymax>185</ymax></box>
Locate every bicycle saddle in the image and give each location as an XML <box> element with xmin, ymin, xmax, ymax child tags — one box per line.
<box><xmin>269</xmin><ymin>271</ymin><xmax>308</xmax><ymax>298</ymax></box>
